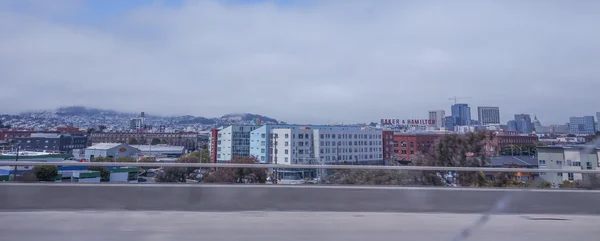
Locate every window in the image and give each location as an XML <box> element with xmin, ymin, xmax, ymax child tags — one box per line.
<box><xmin>285</xmin><ymin>141</ymin><xmax>289</xmax><ymax>146</ymax></box>
<box><xmin>410</xmin><ymin>142</ymin><xmax>414</xmax><ymax>148</ymax></box>
<box><xmin>401</xmin><ymin>141</ymin><xmax>407</xmax><ymax>148</ymax></box>
<box><xmin>556</xmin><ymin>161</ymin><xmax>562</xmax><ymax>166</ymax></box>
<box><xmin>320</xmin><ymin>149</ymin><xmax>324</xmax><ymax>154</ymax></box>
<box><xmin>305</xmin><ymin>134</ymin><xmax>309</xmax><ymax>139</ymax></box>
<box><xmin>320</xmin><ymin>134</ymin><xmax>324</xmax><ymax>139</ymax></box>
<box><xmin>261</xmin><ymin>134</ymin><xmax>265</xmax><ymax>138</ymax></box>
<box><xmin>299</xmin><ymin>142</ymin><xmax>304</xmax><ymax>147</ymax></box>
<box><xmin>568</xmin><ymin>173</ymin><xmax>574</xmax><ymax>181</ymax></box>
<box><xmin>285</xmin><ymin>134</ymin><xmax>289</xmax><ymax>139</ymax></box>
<box><xmin>573</xmin><ymin>161</ymin><xmax>581</xmax><ymax>166</ymax></box>
<box><xmin>539</xmin><ymin>160</ymin><xmax>546</xmax><ymax>166</ymax></box>
<box><xmin>261</xmin><ymin>141</ymin><xmax>265</xmax><ymax>145</ymax></box>
<box><xmin>298</xmin><ymin>134</ymin><xmax>303</xmax><ymax>139</ymax></box>
<box><xmin>410</xmin><ymin>151</ymin><xmax>414</xmax><ymax>154</ymax></box>
<box><xmin>401</xmin><ymin>150</ymin><xmax>407</xmax><ymax>154</ymax></box>
<box><xmin>299</xmin><ymin>150</ymin><xmax>304</xmax><ymax>154</ymax></box>
<box><xmin>557</xmin><ymin>173</ymin><xmax>563</xmax><ymax>177</ymax></box>
<box><xmin>261</xmin><ymin>149</ymin><xmax>265</xmax><ymax>153</ymax></box>
<box><xmin>284</xmin><ymin>157</ymin><xmax>288</xmax><ymax>162</ymax></box>
<box><xmin>285</xmin><ymin>149</ymin><xmax>289</xmax><ymax>154</ymax></box>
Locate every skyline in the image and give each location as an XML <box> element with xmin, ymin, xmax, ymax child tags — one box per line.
<box><xmin>2</xmin><ymin>103</ymin><xmax>595</xmax><ymax>126</ymax></box>
<box><xmin>1</xmin><ymin>0</ymin><xmax>600</xmax><ymax>124</ymax></box>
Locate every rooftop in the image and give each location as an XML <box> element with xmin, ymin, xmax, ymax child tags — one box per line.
<box><xmin>488</xmin><ymin>155</ymin><xmax>538</xmax><ymax>167</ymax></box>
<box><xmin>130</xmin><ymin>145</ymin><xmax>185</xmax><ymax>152</ymax></box>
<box><xmin>86</xmin><ymin>143</ymin><xmax>123</xmax><ymax>150</ymax></box>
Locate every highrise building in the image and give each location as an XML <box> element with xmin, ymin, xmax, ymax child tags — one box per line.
<box><xmin>129</xmin><ymin>112</ymin><xmax>146</xmax><ymax>130</ymax></box>
<box><xmin>569</xmin><ymin>116</ymin><xmax>596</xmax><ymax>135</ymax></box>
<box><xmin>513</xmin><ymin>114</ymin><xmax>533</xmax><ymax>134</ymax></box>
<box><xmin>444</xmin><ymin>116</ymin><xmax>455</xmax><ymax>131</ymax></box>
<box><xmin>477</xmin><ymin>107</ymin><xmax>500</xmax><ymax>125</ymax></box>
<box><xmin>428</xmin><ymin>110</ymin><xmax>445</xmax><ymax>129</ymax></box>
<box><xmin>597</xmin><ymin>112</ymin><xmax>600</xmax><ymax>125</ymax></box>
<box><xmin>451</xmin><ymin>104</ymin><xmax>471</xmax><ymax>126</ymax></box>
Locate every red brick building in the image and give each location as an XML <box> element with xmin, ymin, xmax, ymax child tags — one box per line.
<box><xmin>484</xmin><ymin>130</ymin><xmax>539</xmax><ymax>156</ymax></box>
<box><xmin>210</xmin><ymin>129</ymin><xmax>219</xmax><ymax>163</ymax></box>
<box><xmin>382</xmin><ymin>130</ymin><xmax>394</xmax><ymax>161</ymax></box>
<box><xmin>392</xmin><ymin>134</ymin><xmax>444</xmax><ymax>160</ymax></box>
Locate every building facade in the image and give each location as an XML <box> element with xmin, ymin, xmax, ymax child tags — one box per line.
<box><xmin>248</xmin><ymin>125</ymin><xmax>362</xmax><ymax>164</ymax></box>
<box><xmin>270</xmin><ymin>128</ymin><xmax>383</xmax><ymax>165</ymax></box>
<box><xmin>89</xmin><ymin>132</ymin><xmax>198</xmax><ymax>151</ymax></box>
<box><xmin>484</xmin><ymin>130</ymin><xmax>539</xmax><ymax>156</ymax></box>
<box><xmin>84</xmin><ymin>143</ymin><xmax>140</xmax><ymax>161</ymax></box>
<box><xmin>382</xmin><ymin>130</ymin><xmax>394</xmax><ymax>161</ymax></box>
<box><xmin>15</xmin><ymin>133</ymin><xmax>88</xmax><ymax>153</ymax></box>
<box><xmin>428</xmin><ymin>110</ymin><xmax>445</xmax><ymax>129</ymax></box>
<box><xmin>444</xmin><ymin>116</ymin><xmax>455</xmax><ymax>131</ymax></box>
<box><xmin>392</xmin><ymin>134</ymin><xmax>443</xmax><ymax>160</ymax></box>
<box><xmin>569</xmin><ymin>116</ymin><xmax>596</xmax><ymax>135</ymax></box>
<box><xmin>477</xmin><ymin>107</ymin><xmax>500</xmax><ymax>125</ymax></box>
<box><xmin>451</xmin><ymin>104</ymin><xmax>471</xmax><ymax>126</ymax></box>
<box><xmin>214</xmin><ymin>125</ymin><xmax>259</xmax><ymax>162</ymax></box>
<box><xmin>537</xmin><ymin>146</ymin><xmax>599</xmax><ymax>187</ymax></box>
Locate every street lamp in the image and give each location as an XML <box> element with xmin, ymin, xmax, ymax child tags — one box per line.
<box><xmin>13</xmin><ymin>144</ymin><xmax>20</xmax><ymax>181</ymax></box>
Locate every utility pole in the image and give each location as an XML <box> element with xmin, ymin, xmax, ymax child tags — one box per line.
<box><xmin>13</xmin><ymin>144</ymin><xmax>20</xmax><ymax>182</ymax></box>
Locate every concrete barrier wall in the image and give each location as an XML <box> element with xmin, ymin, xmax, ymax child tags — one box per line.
<box><xmin>2</xmin><ymin>184</ymin><xmax>600</xmax><ymax>214</ymax></box>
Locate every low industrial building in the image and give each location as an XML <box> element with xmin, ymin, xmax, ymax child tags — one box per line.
<box><xmin>130</xmin><ymin>145</ymin><xmax>185</xmax><ymax>158</ymax></box>
<box><xmin>15</xmin><ymin>133</ymin><xmax>88</xmax><ymax>153</ymax></box>
<box><xmin>83</xmin><ymin>143</ymin><xmax>140</xmax><ymax>161</ymax></box>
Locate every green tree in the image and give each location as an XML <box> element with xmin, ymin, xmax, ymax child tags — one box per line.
<box><xmin>161</xmin><ymin>139</ymin><xmax>169</xmax><ymax>144</ymax></box>
<box><xmin>138</xmin><ymin>157</ymin><xmax>158</xmax><ymax>171</ymax></box>
<box><xmin>151</xmin><ymin>138</ymin><xmax>162</xmax><ymax>145</ymax></box>
<box><xmin>32</xmin><ymin>166</ymin><xmax>59</xmax><ymax>182</ymax></box>
<box><xmin>413</xmin><ymin>132</ymin><xmax>490</xmax><ymax>187</ymax></box>
<box><xmin>128</xmin><ymin>138</ymin><xmax>139</xmax><ymax>145</ymax></box>
<box><xmin>188</xmin><ymin>151</ymin><xmax>202</xmax><ymax>158</ymax></box>
<box><xmin>539</xmin><ymin>181</ymin><xmax>552</xmax><ymax>188</ymax></box>
<box><xmin>154</xmin><ymin>167</ymin><xmax>187</xmax><ymax>183</ymax></box>
<box><xmin>154</xmin><ymin>154</ymin><xmax>202</xmax><ymax>183</ymax></box>
<box><xmin>91</xmin><ymin>156</ymin><xmax>113</xmax><ymax>162</ymax></box>
<box><xmin>98</xmin><ymin>125</ymin><xmax>107</xmax><ymax>132</ymax></box>
<box><xmin>202</xmin><ymin>156</ymin><xmax>267</xmax><ymax>183</ymax></box>
<box><xmin>559</xmin><ymin>180</ymin><xmax>575</xmax><ymax>188</ymax></box>
<box><xmin>86</xmin><ymin>127</ymin><xmax>96</xmax><ymax>134</ymax></box>
<box><xmin>201</xmin><ymin>149</ymin><xmax>210</xmax><ymax>163</ymax></box>
<box><xmin>116</xmin><ymin>156</ymin><xmax>137</xmax><ymax>163</ymax></box>
<box><xmin>88</xmin><ymin>166</ymin><xmax>110</xmax><ymax>181</ymax></box>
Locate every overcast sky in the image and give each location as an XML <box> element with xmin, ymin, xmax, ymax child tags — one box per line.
<box><xmin>1</xmin><ymin>0</ymin><xmax>599</xmax><ymax>124</ymax></box>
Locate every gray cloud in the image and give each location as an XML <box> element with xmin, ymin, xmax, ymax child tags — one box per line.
<box><xmin>1</xmin><ymin>0</ymin><xmax>599</xmax><ymax>124</ymax></box>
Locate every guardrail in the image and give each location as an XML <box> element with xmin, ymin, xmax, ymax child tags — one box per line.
<box><xmin>2</xmin><ymin>161</ymin><xmax>600</xmax><ymax>173</ymax></box>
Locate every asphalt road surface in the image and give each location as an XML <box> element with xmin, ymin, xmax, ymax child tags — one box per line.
<box><xmin>1</xmin><ymin>211</ymin><xmax>599</xmax><ymax>241</ymax></box>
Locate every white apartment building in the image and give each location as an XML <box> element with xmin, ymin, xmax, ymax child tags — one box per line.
<box><xmin>537</xmin><ymin>146</ymin><xmax>600</xmax><ymax>187</ymax></box>
<box><xmin>215</xmin><ymin>125</ymin><xmax>259</xmax><ymax>162</ymax></box>
<box><xmin>270</xmin><ymin>127</ymin><xmax>383</xmax><ymax>165</ymax></box>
